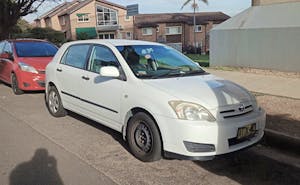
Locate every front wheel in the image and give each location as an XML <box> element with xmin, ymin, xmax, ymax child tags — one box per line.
<box><xmin>11</xmin><ymin>73</ymin><xmax>23</xmax><ymax>95</ymax></box>
<box><xmin>127</xmin><ymin>112</ymin><xmax>162</xmax><ymax>162</ymax></box>
<box><xmin>46</xmin><ymin>86</ymin><xmax>67</xmax><ymax>117</ymax></box>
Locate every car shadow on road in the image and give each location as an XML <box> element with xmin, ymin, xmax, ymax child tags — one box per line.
<box><xmin>195</xmin><ymin>149</ymin><xmax>300</xmax><ymax>185</ymax></box>
<box><xmin>67</xmin><ymin>111</ymin><xmax>130</xmax><ymax>152</ymax></box>
<box><xmin>9</xmin><ymin>148</ymin><xmax>64</xmax><ymax>185</ymax></box>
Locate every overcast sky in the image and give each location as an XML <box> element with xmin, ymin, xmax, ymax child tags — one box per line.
<box><xmin>24</xmin><ymin>0</ymin><xmax>252</xmax><ymax>23</ymax></box>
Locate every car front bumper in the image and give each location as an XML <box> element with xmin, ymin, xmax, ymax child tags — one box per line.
<box><xmin>155</xmin><ymin>108</ymin><xmax>266</xmax><ymax>160</ymax></box>
<box><xmin>18</xmin><ymin>71</ymin><xmax>45</xmax><ymax>91</ymax></box>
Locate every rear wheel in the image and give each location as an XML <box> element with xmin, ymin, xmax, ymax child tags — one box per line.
<box><xmin>127</xmin><ymin>112</ymin><xmax>162</xmax><ymax>162</ymax></box>
<box><xmin>46</xmin><ymin>86</ymin><xmax>67</xmax><ymax>117</ymax></box>
<box><xmin>11</xmin><ymin>73</ymin><xmax>23</xmax><ymax>95</ymax></box>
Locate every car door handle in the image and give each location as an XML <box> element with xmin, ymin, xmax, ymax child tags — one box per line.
<box><xmin>56</xmin><ymin>68</ymin><xmax>62</xmax><ymax>72</ymax></box>
<box><xmin>81</xmin><ymin>76</ymin><xmax>90</xmax><ymax>80</ymax></box>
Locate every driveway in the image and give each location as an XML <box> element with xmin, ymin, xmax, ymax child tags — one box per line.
<box><xmin>0</xmin><ymin>82</ymin><xmax>299</xmax><ymax>185</ymax></box>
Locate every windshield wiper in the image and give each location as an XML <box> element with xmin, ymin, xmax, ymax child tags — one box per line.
<box><xmin>182</xmin><ymin>69</ymin><xmax>207</xmax><ymax>76</ymax></box>
<box><xmin>151</xmin><ymin>68</ymin><xmax>184</xmax><ymax>79</ymax></box>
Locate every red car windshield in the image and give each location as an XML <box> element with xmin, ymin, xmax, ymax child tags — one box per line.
<box><xmin>15</xmin><ymin>41</ymin><xmax>58</xmax><ymax>57</ymax></box>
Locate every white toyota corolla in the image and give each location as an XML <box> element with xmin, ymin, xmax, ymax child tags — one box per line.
<box><xmin>45</xmin><ymin>39</ymin><xmax>266</xmax><ymax>162</ymax></box>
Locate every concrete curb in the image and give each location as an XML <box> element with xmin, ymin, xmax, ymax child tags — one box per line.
<box><xmin>263</xmin><ymin>129</ymin><xmax>300</xmax><ymax>155</ymax></box>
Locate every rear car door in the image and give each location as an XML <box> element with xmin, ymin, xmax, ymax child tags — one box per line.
<box><xmin>55</xmin><ymin>44</ymin><xmax>91</xmax><ymax>110</ymax></box>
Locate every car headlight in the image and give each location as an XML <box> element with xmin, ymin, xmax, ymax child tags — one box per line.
<box><xmin>19</xmin><ymin>62</ymin><xmax>38</xmax><ymax>74</ymax></box>
<box><xmin>169</xmin><ymin>101</ymin><xmax>216</xmax><ymax>122</ymax></box>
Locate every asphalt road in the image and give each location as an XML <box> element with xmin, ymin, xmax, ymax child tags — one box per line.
<box><xmin>0</xmin><ymin>82</ymin><xmax>299</xmax><ymax>185</ymax></box>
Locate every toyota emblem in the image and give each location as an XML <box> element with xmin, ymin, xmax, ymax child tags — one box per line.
<box><xmin>238</xmin><ymin>104</ymin><xmax>245</xmax><ymax>112</ymax></box>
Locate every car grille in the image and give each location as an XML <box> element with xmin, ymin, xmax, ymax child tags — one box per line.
<box><xmin>220</xmin><ymin>104</ymin><xmax>253</xmax><ymax>119</ymax></box>
<box><xmin>37</xmin><ymin>80</ymin><xmax>45</xmax><ymax>87</ymax></box>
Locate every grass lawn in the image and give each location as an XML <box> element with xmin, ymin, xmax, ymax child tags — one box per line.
<box><xmin>185</xmin><ymin>54</ymin><xmax>209</xmax><ymax>67</ymax></box>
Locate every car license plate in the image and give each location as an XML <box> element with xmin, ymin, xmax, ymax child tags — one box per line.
<box><xmin>237</xmin><ymin>123</ymin><xmax>256</xmax><ymax>139</ymax></box>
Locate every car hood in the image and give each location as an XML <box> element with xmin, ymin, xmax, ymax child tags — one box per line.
<box><xmin>18</xmin><ymin>57</ymin><xmax>53</xmax><ymax>71</ymax></box>
<box><xmin>142</xmin><ymin>74</ymin><xmax>254</xmax><ymax>109</ymax></box>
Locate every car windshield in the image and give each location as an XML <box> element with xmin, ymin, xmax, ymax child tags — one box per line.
<box><xmin>15</xmin><ymin>41</ymin><xmax>58</xmax><ymax>57</ymax></box>
<box><xmin>116</xmin><ymin>45</ymin><xmax>206</xmax><ymax>79</ymax></box>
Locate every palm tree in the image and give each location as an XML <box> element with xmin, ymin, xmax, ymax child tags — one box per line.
<box><xmin>181</xmin><ymin>0</ymin><xmax>208</xmax><ymax>54</ymax></box>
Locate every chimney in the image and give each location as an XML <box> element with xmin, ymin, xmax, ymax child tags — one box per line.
<box><xmin>252</xmin><ymin>0</ymin><xmax>300</xmax><ymax>6</ymax></box>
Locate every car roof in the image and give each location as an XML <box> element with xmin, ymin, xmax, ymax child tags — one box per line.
<box><xmin>65</xmin><ymin>39</ymin><xmax>163</xmax><ymax>47</ymax></box>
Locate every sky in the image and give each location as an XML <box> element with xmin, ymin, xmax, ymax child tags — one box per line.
<box><xmin>24</xmin><ymin>0</ymin><xmax>252</xmax><ymax>23</ymax></box>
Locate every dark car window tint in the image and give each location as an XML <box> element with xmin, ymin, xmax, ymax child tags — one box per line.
<box><xmin>89</xmin><ymin>45</ymin><xmax>118</xmax><ymax>73</ymax></box>
<box><xmin>15</xmin><ymin>42</ymin><xmax>57</xmax><ymax>57</ymax></box>
<box><xmin>65</xmin><ymin>45</ymin><xmax>90</xmax><ymax>69</ymax></box>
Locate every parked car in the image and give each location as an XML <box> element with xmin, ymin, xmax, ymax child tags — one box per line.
<box><xmin>0</xmin><ymin>39</ymin><xmax>58</xmax><ymax>94</ymax></box>
<box><xmin>45</xmin><ymin>40</ymin><xmax>266</xmax><ymax>162</ymax></box>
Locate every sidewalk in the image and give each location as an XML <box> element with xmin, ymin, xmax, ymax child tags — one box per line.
<box><xmin>205</xmin><ymin>68</ymin><xmax>300</xmax><ymax>154</ymax></box>
<box><xmin>205</xmin><ymin>68</ymin><xmax>300</xmax><ymax>99</ymax></box>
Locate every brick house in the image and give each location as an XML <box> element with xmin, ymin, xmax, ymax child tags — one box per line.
<box><xmin>134</xmin><ymin>12</ymin><xmax>229</xmax><ymax>53</ymax></box>
<box><xmin>35</xmin><ymin>0</ymin><xmax>134</xmax><ymax>40</ymax></box>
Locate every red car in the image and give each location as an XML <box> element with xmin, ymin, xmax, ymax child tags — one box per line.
<box><xmin>0</xmin><ymin>39</ymin><xmax>58</xmax><ymax>94</ymax></box>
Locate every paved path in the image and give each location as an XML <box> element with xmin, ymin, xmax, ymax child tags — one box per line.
<box><xmin>0</xmin><ymin>106</ymin><xmax>117</xmax><ymax>185</ymax></box>
<box><xmin>205</xmin><ymin>69</ymin><xmax>300</xmax><ymax>99</ymax></box>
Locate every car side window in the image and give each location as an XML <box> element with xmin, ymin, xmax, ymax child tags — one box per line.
<box><xmin>88</xmin><ymin>45</ymin><xmax>119</xmax><ymax>73</ymax></box>
<box><xmin>3</xmin><ymin>42</ymin><xmax>13</xmax><ymax>55</ymax></box>
<box><xmin>63</xmin><ymin>44</ymin><xmax>90</xmax><ymax>69</ymax></box>
<box><xmin>0</xmin><ymin>41</ymin><xmax>5</xmax><ymax>54</ymax></box>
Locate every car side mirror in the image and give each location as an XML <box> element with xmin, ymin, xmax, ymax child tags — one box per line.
<box><xmin>0</xmin><ymin>52</ymin><xmax>13</xmax><ymax>61</ymax></box>
<box><xmin>100</xmin><ymin>66</ymin><xmax>120</xmax><ymax>78</ymax></box>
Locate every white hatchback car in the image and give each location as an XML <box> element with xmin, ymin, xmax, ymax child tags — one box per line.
<box><xmin>45</xmin><ymin>40</ymin><xmax>266</xmax><ymax>162</ymax></box>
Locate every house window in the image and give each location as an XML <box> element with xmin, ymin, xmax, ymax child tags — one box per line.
<box><xmin>96</xmin><ymin>5</ymin><xmax>118</xmax><ymax>26</ymax></box>
<box><xmin>45</xmin><ymin>18</ymin><xmax>52</xmax><ymax>27</ymax></box>
<box><xmin>195</xmin><ymin>25</ymin><xmax>202</xmax><ymax>32</ymax></box>
<box><xmin>165</xmin><ymin>26</ymin><xmax>182</xmax><ymax>35</ymax></box>
<box><xmin>142</xmin><ymin>28</ymin><xmax>152</xmax><ymax>35</ymax></box>
<box><xmin>125</xmin><ymin>15</ymin><xmax>130</xmax><ymax>21</ymax></box>
<box><xmin>77</xmin><ymin>14</ymin><xmax>89</xmax><ymax>22</ymax></box>
<box><xmin>98</xmin><ymin>33</ymin><xmax>115</xmax><ymax>39</ymax></box>
<box><xmin>60</xmin><ymin>16</ymin><xmax>66</xmax><ymax>25</ymax></box>
<box><xmin>126</xmin><ymin>32</ymin><xmax>132</xmax><ymax>39</ymax></box>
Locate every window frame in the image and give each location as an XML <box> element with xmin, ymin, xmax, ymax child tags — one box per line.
<box><xmin>195</xmin><ymin>25</ymin><xmax>202</xmax><ymax>32</ymax></box>
<box><xmin>165</xmin><ymin>26</ymin><xmax>182</xmax><ymax>35</ymax></box>
<box><xmin>60</xmin><ymin>44</ymin><xmax>92</xmax><ymax>70</ymax></box>
<box><xmin>77</xmin><ymin>14</ymin><xmax>90</xmax><ymax>23</ymax></box>
<box><xmin>96</xmin><ymin>5</ymin><xmax>118</xmax><ymax>26</ymax></box>
<box><xmin>142</xmin><ymin>28</ymin><xmax>153</xmax><ymax>36</ymax></box>
<box><xmin>124</xmin><ymin>15</ymin><xmax>130</xmax><ymax>21</ymax></box>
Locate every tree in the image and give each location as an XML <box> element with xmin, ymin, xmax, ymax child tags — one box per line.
<box><xmin>181</xmin><ymin>0</ymin><xmax>208</xmax><ymax>54</ymax></box>
<box><xmin>0</xmin><ymin>0</ymin><xmax>54</xmax><ymax>40</ymax></box>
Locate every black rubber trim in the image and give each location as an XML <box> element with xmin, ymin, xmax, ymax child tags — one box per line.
<box><xmin>164</xmin><ymin>151</ymin><xmax>215</xmax><ymax>161</ymax></box>
<box><xmin>61</xmin><ymin>91</ymin><xmax>118</xmax><ymax>113</ymax></box>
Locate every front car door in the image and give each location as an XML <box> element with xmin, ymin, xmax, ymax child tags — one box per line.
<box><xmin>0</xmin><ymin>42</ymin><xmax>14</xmax><ymax>83</ymax></box>
<box><xmin>55</xmin><ymin>44</ymin><xmax>91</xmax><ymax>111</ymax></box>
<box><xmin>79</xmin><ymin>44</ymin><xmax>125</xmax><ymax>131</ymax></box>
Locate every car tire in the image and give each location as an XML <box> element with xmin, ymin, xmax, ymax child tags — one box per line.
<box><xmin>11</xmin><ymin>73</ymin><xmax>24</xmax><ymax>95</ymax></box>
<box><xmin>127</xmin><ymin>112</ymin><xmax>162</xmax><ymax>162</ymax></box>
<box><xmin>47</xmin><ymin>86</ymin><xmax>67</xmax><ymax>117</ymax></box>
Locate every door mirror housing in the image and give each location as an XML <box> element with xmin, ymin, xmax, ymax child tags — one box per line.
<box><xmin>0</xmin><ymin>52</ymin><xmax>13</xmax><ymax>61</ymax></box>
<box><xmin>100</xmin><ymin>66</ymin><xmax>120</xmax><ymax>78</ymax></box>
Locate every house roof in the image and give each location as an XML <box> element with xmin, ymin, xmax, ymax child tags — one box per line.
<box><xmin>134</xmin><ymin>12</ymin><xmax>230</xmax><ymax>27</ymax></box>
<box><xmin>213</xmin><ymin>2</ymin><xmax>300</xmax><ymax>30</ymax></box>
<box><xmin>35</xmin><ymin>1</ymin><xmax>78</xmax><ymax>20</ymax></box>
<box><xmin>58</xmin><ymin>0</ymin><xmax>126</xmax><ymax>17</ymax></box>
